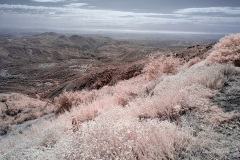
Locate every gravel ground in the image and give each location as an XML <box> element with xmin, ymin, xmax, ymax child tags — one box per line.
<box><xmin>211</xmin><ymin>67</ymin><xmax>240</xmax><ymax>160</ymax></box>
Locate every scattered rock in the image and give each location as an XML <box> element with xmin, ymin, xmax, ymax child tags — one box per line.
<box><xmin>0</xmin><ymin>125</ymin><xmax>11</xmax><ymax>136</ymax></box>
<box><xmin>5</xmin><ymin>109</ymin><xmax>22</xmax><ymax>117</ymax></box>
<box><xmin>233</xmin><ymin>59</ymin><xmax>240</xmax><ymax>67</ymax></box>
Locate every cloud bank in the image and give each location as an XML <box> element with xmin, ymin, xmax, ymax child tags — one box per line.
<box><xmin>175</xmin><ymin>7</ymin><xmax>240</xmax><ymax>15</ymax></box>
<box><xmin>0</xmin><ymin>3</ymin><xmax>239</xmax><ymax>34</ymax></box>
<box><xmin>32</xmin><ymin>0</ymin><xmax>64</xmax><ymax>2</ymax></box>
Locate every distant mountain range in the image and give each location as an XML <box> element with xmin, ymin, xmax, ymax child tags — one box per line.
<box><xmin>0</xmin><ymin>32</ymin><xmax>164</xmax><ymax>97</ymax></box>
<box><xmin>0</xmin><ymin>32</ymin><xmax>116</xmax><ymax>64</ymax></box>
<box><xmin>0</xmin><ymin>32</ymin><xmax>167</xmax><ymax>66</ymax></box>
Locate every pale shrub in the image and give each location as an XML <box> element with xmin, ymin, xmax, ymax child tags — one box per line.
<box><xmin>186</xmin><ymin>57</ymin><xmax>201</xmax><ymax>68</ymax></box>
<box><xmin>132</xmin><ymin>62</ymin><xmax>236</xmax><ymax>121</ymax></box>
<box><xmin>144</xmin><ymin>56</ymin><xmax>180</xmax><ymax>80</ymax></box>
<box><xmin>197</xmin><ymin>70</ymin><xmax>227</xmax><ymax>90</ymax></box>
<box><xmin>54</xmin><ymin>90</ymin><xmax>97</xmax><ymax>115</ymax></box>
<box><xmin>0</xmin><ymin>116</ymin><xmax>71</xmax><ymax>157</ymax></box>
<box><xmin>132</xmin><ymin>81</ymin><xmax>211</xmax><ymax>121</ymax></box>
<box><xmin>55</xmin><ymin>112</ymin><xmax>193</xmax><ymax>160</ymax></box>
<box><xmin>67</xmin><ymin>95</ymin><xmax>114</xmax><ymax>127</ymax></box>
<box><xmin>197</xmin><ymin>65</ymin><xmax>235</xmax><ymax>90</ymax></box>
<box><xmin>115</xmin><ymin>96</ymin><xmax>129</xmax><ymax>106</ymax></box>
<box><xmin>54</xmin><ymin>94</ymin><xmax>74</xmax><ymax>115</ymax></box>
<box><xmin>207</xmin><ymin>105</ymin><xmax>236</xmax><ymax>123</ymax></box>
<box><xmin>54</xmin><ymin>75</ymin><xmax>148</xmax><ymax>128</ymax></box>
<box><xmin>207</xmin><ymin>33</ymin><xmax>240</xmax><ymax>64</ymax></box>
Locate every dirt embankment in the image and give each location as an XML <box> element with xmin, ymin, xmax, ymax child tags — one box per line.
<box><xmin>43</xmin><ymin>62</ymin><xmax>144</xmax><ymax>98</ymax></box>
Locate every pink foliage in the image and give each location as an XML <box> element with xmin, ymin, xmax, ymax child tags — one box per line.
<box><xmin>54</xmin><ymin>90</ymin><xmax>97</xmax><ymax>115</ymax></box>
<box><xmin>187</xmin><ymin>57</ymin><xmax>201</xmax><ymax>68</ymax></box>
<box><xmin>207</xmin><ymin>33</ymin><xmax>240</xmax><ymax>64</ymax></box>
<box><xmin>144</xmin><ymin>56</ymin><xmax>180</xmax><ymax>80</ymax></box>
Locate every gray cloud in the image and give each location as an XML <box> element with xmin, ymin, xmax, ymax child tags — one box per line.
<box><xmin>0</xmin><ymin>3</ymin><xmax>239</xmax><ymax>34</ymax></box>
<box><xmin>0</xmin><ymin>4</ymin><xmax>184</xmax><ymax>25</ymax></box>
<box><xmin>64</xmin><ymin>3</ymin><xmax>88</xmax><ymax>8</ymax></box>
<box><xmin>32</xmin><ymin>0</ymin><xmax>65</xmax><ymax>2</ymax></box>
<box><xmin>175</xmin><ymin>7</ymin><xmax>240</xmax><ymax>15</ymax></box>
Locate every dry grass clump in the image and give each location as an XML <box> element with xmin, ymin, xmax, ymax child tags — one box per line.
<box><xmin>198</xmin><ymin>65</ymin><xmax>236</xmax><ymax>90</ymax></box>
<box><xmin>198</xmin><ymin>71</ymin><xmax>227</xmax><ymax>90</ymax></box>
<box><xmin>70</xmin><ymin>107</ymin><xmax>99</xmax><ymax>132</ymax></box>
<box><xmin>133</xmin><ymin>81</ymin><xmax>210</xmax><ymax>122</ymax></box>
<box><xmin>54</xmin><ymin>90</ymin><xmax>97</xmax><ymax>115</ymax></box>
<box><xmin>115</xmin><ymin>96</ymin><xmax>129</xmax><ymax>107</ymax></box>
<box><xmin>54</xmin><ymin>94</ymin><xmax>73</xmax><ymax>115</ymax></box>
<box><xmin>207</xmin><ymin>33</ymin><xmax>240</xmax><ymax>64</ymax></box>
<box><xmin>133</xmin><ymin>62</ymin><xmax>237</xmax><ymax>123</ymax></box>
<box><xmin>144</xmin><ymin>56</ymin><xmax>180</xmax><ymax>80</ymax></box>
<box><xmin>186</xmin><ymin>57</ymin><xmax>201</xmax><ymax>68</ymax></box>
<box><xmin>55</xmin><ymin>114</ymin><xmax>193</xmax><ymax>160</ymax></box>
<box><xmin>114</xmin><ymin>91</ymin><xmax>138</xmax><ymax>107</ymax></box>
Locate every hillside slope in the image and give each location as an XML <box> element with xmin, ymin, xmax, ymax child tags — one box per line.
<box><xmin>0</xmin><ymin>32</ymin><xmax>165</xmax><ymax>97</ymax></box>
<box><xmin>0</xmin><ymin>33</ymin><xmax>239</xmax><ymax>159</ymax></box>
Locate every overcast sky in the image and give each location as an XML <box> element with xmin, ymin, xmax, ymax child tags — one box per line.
<box><xmin>0</xmin><ymin>0</ymin><xmax>240</xmax><ymax>34</ymax></box>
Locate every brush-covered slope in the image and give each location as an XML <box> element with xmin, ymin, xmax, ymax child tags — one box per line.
<box><xmin>0</xmin><ymin>34</ymin><xmax>239</xmax><ymax>160</ymax></box>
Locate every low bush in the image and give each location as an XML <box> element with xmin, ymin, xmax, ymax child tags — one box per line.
<box><xmin>54</xmin><ymin>94</ymin><xmax>73</xmax><ymax>115</ymax></box>
<box><xmin>54</xmin><ymin>90</ymin><xmax>97</xmax><ymax>115</ymax></box>
<box><xmin>187</xmin><ymin>57</ymin><xmax>201</xmax><ymax>68</ymax></box>
<box><xmin>56</xmin><ymin>117</ymin><xmax>193</xmax><ymax>160</ymax></box>
<box><xmin>207</xmin><ymin>33</ymin><xmax>240</xmax><ymax>64</ymax></box>
<box><xmin>144</xmin><ymin>56</ymin><xmax>180</xmax><ymax>80</ymax></box>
